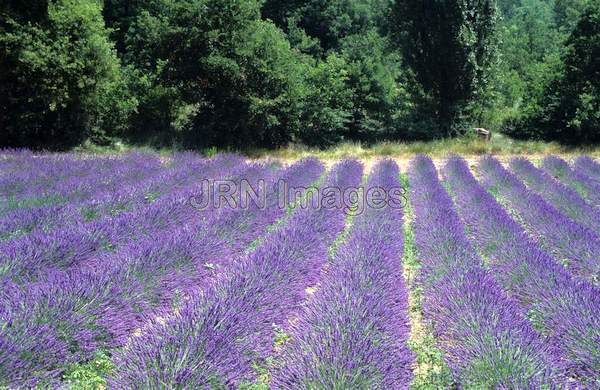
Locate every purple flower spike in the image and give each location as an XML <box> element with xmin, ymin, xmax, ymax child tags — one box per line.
<box><xmin>108</xmin><ymin>160</ymin><xmax>363</xmax><ymax>388</ymax></box>
<box><xmin>509</xmin><ymin>157</ymin><xmax>600</xmax><ymax>231</ymax></box>
<box><xmin>1</xmin><ymin>155</ymin><xmax>323</xmax><ymax>386</ymax></box>
<box><xmin>574</xmin><ymin>156</ymin><xmax>600</xmax><ymax>183</ymax></box>
<box><xmin>272</xmin><ymin>159</ymin><xmax>413</xmax><ymax>389</ymax></box>
<box><xmin>444</xmin><ymin>155</ymin><xmax>600</xmax><ymax>386</ymax></box>
<box><xmin>409</xmin><ymin>155</ymin><xmax>559</xmax><ymax>388</ymax></box>
<box><xmin>542</xmin><ymin>155</ymin><xmax>600</xmax><ymax>207</ymax></box>
<box><xmin>478</xmin><ymin>156</ymin><xmax>600</xmax><ymax>285</ymax></box>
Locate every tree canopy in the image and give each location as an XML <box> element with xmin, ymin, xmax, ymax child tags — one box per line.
<box><xmin>0</xmin><ymin>0</ymin><xmax>134</xmax><ymax>148</ymax></box>
<box><xmin>510</xmin><ymin>1</ymin><xmax>599</xmax><ymax>143</ymax></box>
<box><xmin>0</xmin><ymin>0</ymin><xmax>597</xmax><ymax>149</ymax></box>
<box><xmin>391</xmin><ymin>0</ymin><xmax>498</xmax><ymax>136</ymax></box>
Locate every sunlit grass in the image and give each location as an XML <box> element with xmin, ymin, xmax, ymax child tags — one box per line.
<box><xmin>250</xmin><ymin>134</ymin><xmax>600</xmax><ymax>161</ymax></box>
<box><xmin>71</xmin><ymin>133</ymin><xmax>600</xmax><ymax>161</ymax></box>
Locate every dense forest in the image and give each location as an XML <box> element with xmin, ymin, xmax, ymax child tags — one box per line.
<box><xmin>1</xmin><ymin>0</ymin><xmax>598</xmax><ymax>150</ymax></box>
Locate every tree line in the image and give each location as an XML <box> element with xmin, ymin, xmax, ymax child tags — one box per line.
<box><xmin>1</xmin><ymin>0</ymin><xmax>598</xmax><ymax>150</ymax></box>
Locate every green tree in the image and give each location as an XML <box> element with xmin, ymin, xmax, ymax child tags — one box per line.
<box><xmin>102</xmin><ymin>0</ymin><xmax>145</xmax><ymax>54</ymax></box>
<box><xmin>521</xmin><ymin>2</ymin><xmax>599</xmax><ymax>143</ymax></box>
<box><xmin>1</xmin><ymin>0</ymin><xmax>49</xmax><ymax>23</ymax></box>
<box><xmin>491</xmin><ymin>0</ymin><xmax>563</xmax><ymax>130</ymax></box>
<box><xmin>0</xmin><ymin>0</ymin><xmax>135</xmax><ymax>149</ymax></box>
<box><xmin>124</xmin><ymin>0</ymin><xmax>313</xmax><ymax>148</ymax></box>
<box><xmin>391</xmin><ymin>0</ymin><xmax>498</xmax><ymax>136</ymax></box>
<box><xmin>263</xmin><ymin>0</ymin><xmax>392</xmax><ymax>54</ymax></box>
<box><xmin>297</xmin><ymin>54</ymin><xmax>353</xmax><ymax>146</ymax></box>
<box><xmin>555</xmin><ymin>0</ymin><xmax>590</xmax><ymax>32</ymax></box>
<box><xmin>337</xmin><ymin>30</ymin><xmax>411</xmax><ymax>141</ymax></box>
<box><xmin>262</xmin><ymin>0</ymin><xmax>416</xmax><ymax>144</ymax></box>
<box><xmin>293</xmin><ymin>32</ymin><xmax>415</xmax><ymax>146</ymax></box>
<box><xmin>261</xmin><ymin>0</ymin><xmax>303</xmax><ymax>28</ymax></box>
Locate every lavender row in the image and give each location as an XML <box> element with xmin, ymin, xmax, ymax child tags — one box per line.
<box><xmin>509</xmin><ymin>157</ymin><xmax>600</xmax><ymax>231</ymax></box>
<box><xmin>479</xmin><ymin>156</ymin><xmax>600</xmax><ymax>284</ymax></box>
<box><xmin>149</xmin><ymin>157</ymin><xmax>324</xmax><ymax>306</ymax></box>
<box><xmin>272</xmin><ymin>159</ymin><xmax>413</xmax><ymax>389</ymax></box>
<box><xmin>0</xmin><ymin>161</ymin><xmax>267</xmax><ymax>386</ymax></box>
<box><xmin>72</xmin><ymin>152</ymin><xmax>235</xmax><ymax>218</ymax></box>
<box><xmin>0</xmin><ymin>159</ymin><xmax>322</xmax><ymax>387</ymax></box>
<box><xmin>0</xmin><ymin>153</ymin><xmax>164</xmax><ymax>238</ymax></box>
<box><xmin>0</xmin><ymin>152</ymin><xmax>230</xmax><ymax>241</ymax></box>
<box><xmin>443</xmin><ymin>156</ymin><xmax>600</xmax><ymax>386</ymax></box>
<box><xmin>409</xmin><ymin>155</ymin><xmax>557</xmax><ymax>388</ymax></box>
<box><xmin>574</xmin><ymin>156</ymin><xmax>600</xmax><ymax>182</ymax></box>
<box><xmin>0</xmin><ymin>149</ymin><xmax>37</xmax><ymax>175</ymax></box>
<box><xmin>0</xmin><ymin>165</ymin><xmax>171</xmax><ymax>240</ymax></box>
<box><xmin>541</xmin><ymin>155</ymin><xmax>600</xmax><ymax>207</ymax></box>
<box><xmin>108</xmin><ymin>160</ymin><xmax>363</xmax><ymax>389</ymax></box>
<box><xmin>0</xmin><ymin>152</ymin><xmax>121</xmax><ymax>197</ymax></box>
<box><xmin>0</xmin><ymin>152</ymin><xmax>161</xmax><ymax>204</ymax></box>
<box><xmin>0</xmin><ymin>155</ymin><xmax>253</xmax><ymax>283</ymax></box>
<box><xmin>0</xmin><ymin>151</ymin><xmax>214</xmax><ymax>232</ymax></box>
<box><xmin>95</xmin><ymin>157</ymin><xmax>321</xmax><ymax>316</ymax></box>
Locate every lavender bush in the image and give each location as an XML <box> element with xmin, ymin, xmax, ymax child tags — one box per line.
<box><xmin>0</xmin><ymin>154</ymin><xmax>252</xmax><ymax>283</ymax></box>
<box><xmin>1</xmin><ymin>149</ymin><xmax>597</xmax><ymax>388</ymax></box>
<box><xmin>409</xmin><ymin>155</ymin><xmax>558</xmax><ymax>388</ymax></box>
<box><xmin>272</xmin><ymin>159</ymin><xmax>413</xmax><ymax>389</ymax></box>
<box><xmin>479</xmin><ymin>156</ymin><xmax>600</xmax><ymax>284</ymax></box>
<box><xmin>108</xmin><ymin>160</ymin><xmax>363</xmax><ymax>388</ymax></box>
<box><xmin>444</xmin><ymin>156</ymin><xmax>600</xmax><ymax>386</ymax></box>
<box><xmin>509</xmin><ymin>157</ymin><xmax>600</xmax><ymax>231</ymax></box>
<box><xmin>0</xmin><ymin>156</ymin><xmax>289</xmax><ymax>386</ymax></box>
<box><xmin>574</xmin><ymin>156</ymin><xmax>600</xmax><ymax>183</ymax></box>
<box><xmin>541</xmin><ymin>155</ymin><xmax>600</xmax><ymax>207</ymax></box>
<box><xmin>0</xmin><ymin>153</ymin><xmax>240</xmax><ymax>241</ymax></box>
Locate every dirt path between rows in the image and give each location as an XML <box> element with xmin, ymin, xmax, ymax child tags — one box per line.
<box><xmin>258</xmin><ymin>154</ymin><xmax>532</xmax><ymax>175</ymax></box>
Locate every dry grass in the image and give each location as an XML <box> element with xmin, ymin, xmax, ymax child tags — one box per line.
<box><xmin>247</xmin><ymin>134</ymin><xmax>600</xmax><ymax>162</ymax></box>
<box><xmin>71</xmin><ymin>134</ymin><xmax>600</xmax><ymax>166</ymax></box>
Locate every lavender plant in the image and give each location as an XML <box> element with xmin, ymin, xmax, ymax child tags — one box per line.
<box><xmin>108</xmin><ymin>160</ymin><xmax>363</xmax><ymax>388</ymax></box>
<box><xmin>541</xmin><ymin>155</ymin><xmax>600</xmax><ymax>207</ymax></box>
<box><xmin>0</xmin><ymin>158</ymin><xmax>322</xmax><ymax>387</ymax></box>
<box><xmin>444</xmin><ymin>156</ymin><xmax>600</xmax><ymax>386</ymax></box>
<box><xmin>0</xmin><ymin>269</ymin><xmax>140</xmax><ymax>388</ymax></box>
<box><xmin>0</xmin><ymin>152</ymin><xmax>161</xmax><ymax>207</ymax></box>
<box><xmin>574</xmin><ymin>156</ymin><xmax>600</xmax><ymax>183</ymax></box>
<box><xmin>409</xmin><ymin>155</ymin><xmax>558</xmax><ymax>388</ymax></box>
<box><xmin>479</xmin><ymin>156</ymin><xmax>600</xmax><ymax>284</ymax></box>
<box><xmin>0</xmin><ymin>153</ymin><xmax>242</xmax><ymax>242</ymax></box>
<box><xmin>0</xmin><ymin>154</ymin><xmax>252</xmax><ymax>283</ymax></box>
<box><xmin>271</xmin><ymin>159</ymin><xmax>413</xmax><ymax>389</ymax></box>
<box><xmin>509</xmin><ymin>157</ymin><xmax>600</xmax><ymax>231</ymax></box>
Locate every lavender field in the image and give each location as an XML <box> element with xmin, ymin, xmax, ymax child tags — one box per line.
<box><xmin>0</xmin><ymin>150</ymin><xmax>598</xmax><ymax>389</ymax></box>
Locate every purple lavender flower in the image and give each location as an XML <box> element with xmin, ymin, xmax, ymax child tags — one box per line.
<box><xmin>542</xmin><ymin>155</ymin><xmax>600</xmax><ymax>207</ymax></box>
<box><xmin>509</xmin><ymin>157</ymin><xmax>600</xmax><ymax>231</ymax></box>
<box><xmin>271</xmin><ymin>159</ymin><xmax>413</xmax><ymax>389</ymax></box>
<box><xmin>409</xmin><ymin>155</ymin><xmax>558</xmax><ymax>388</ymax></box>
<box><xmin>478</xmin><ymin>156</ymin><xmax>600</xmax><ymax>284</ymax></box>
<box><xmin>108</xmin><ymin>160</ymin><xmax>363</xmax><ymax>389</ymax></box>
<box><xmin>0</xmin><ymin>269</ymin><xmax>140</xmax><ymax>388</ymax></box>
<box><xmin>574</xmin><ymin>156</ymin><xmax>600</xmax><ymax>183</ymax></box>
<box><xmin>444</xmin><ymin>156</ymin><xmax>600</xmax><ymax>386</ymax></box>
<box><xmin>0</xmin><ymin>154</ymin><xmax>252</xmax><ymax>283</ymax></box>
<box><xmin>0</xmin><ymin>157</ymin><xmax>323</xmax><ymax>387</ymax></box>
<box><xmin>0</xmin><ymin>152</ymin><xmax>232</xmax><ymax>243</ymax></box>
